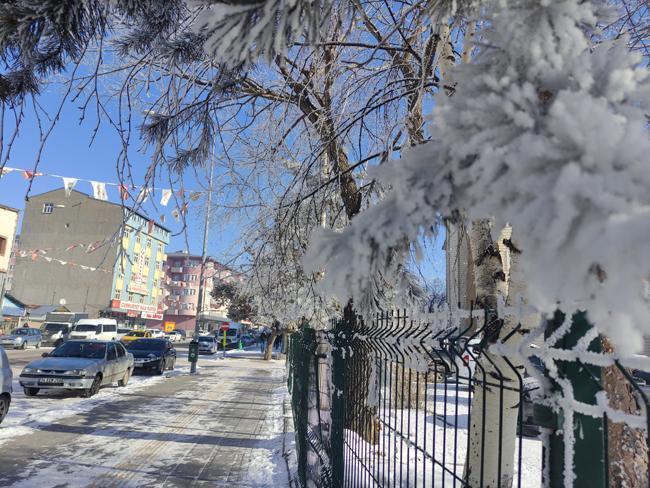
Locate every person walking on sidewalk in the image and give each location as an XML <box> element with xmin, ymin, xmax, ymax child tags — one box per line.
<box><xmin>259</xmin><ymin>329</ymin><xmax>269</xmax><ymax>353</ymax></box>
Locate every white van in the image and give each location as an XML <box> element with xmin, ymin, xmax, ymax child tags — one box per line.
<box><xmin>68</xmin><ymin>319</ymin><xmax>119</xmax><ymax>341</ymax></box>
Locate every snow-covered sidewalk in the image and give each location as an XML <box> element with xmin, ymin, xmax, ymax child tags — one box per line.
<box><xmin>0</xmin><ymin>354</ymin><xmax>294</xmax><ymax>487</ymax></box>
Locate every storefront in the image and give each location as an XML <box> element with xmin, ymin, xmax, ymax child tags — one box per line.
<box><xmin>102</xmin><ymin>299</ymin><xmax>164</xmax><ymax>328</ymax></box>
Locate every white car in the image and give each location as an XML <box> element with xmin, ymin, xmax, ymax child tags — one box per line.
<box><xmin>147</xmin><ymin>329</ymin><xmax>165</xmax><ymax>339</ymax></box>
<box><xmin>68</xmin><ymin>319</ymin><xmax>119</xmax><ymax>341</ymax></box>
<box><xmin>165</xmin><ymin>331</ymin><xmax>183</xmax><ymax>342</ymax></box>
<box><xmin>0</xmin><ymin>346</ymin><xmax>12</xmax><ymax>424</ymax></box>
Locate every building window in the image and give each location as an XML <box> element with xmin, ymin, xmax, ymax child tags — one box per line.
<box><xmin>0</xmin><ymin>236</ymin><xmax>6</xmax><ymax>257</ymax></box>
<box><xmin>144</xmin><ymin>257</ymin><xmax>150</xmax><ymax>267</ymax></box>
<box><xmin>139</xmin><ymin>296</ymin><xmax>145</xmax><ymax>304</ymax></box>
<box><xmin>135</xmin><ymin>234</ymin><xmax>141</xmax><ymax>244</ymax></box>
<box><xmin>190</xmin><ymin>275</ymin><xmax>198</xmax><ymax>281</ymax></box>
<box><xmin>42</xmin><ymin>203</ymin><xmax>54</xmax><ymax>214</ymax></box>
<box><xmin>128</xmin><ymin>293</ymin><xmax>134</xmax><ymax>302</ymax></box>
<box><xmin>146</xmin><ymin>238</ymin><xmax>152</xmax><ymax>248</ymax></box>
<box><xmin>115</xmin><ymin>290</ymin><xmax>121</xmax><ymax>300</ymax></box>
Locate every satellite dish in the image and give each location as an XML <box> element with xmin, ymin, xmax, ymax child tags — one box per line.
<box><xmin>59</xmin><ymin>298</ymin><xmax>67</xmax><ymax>306</ymax></box>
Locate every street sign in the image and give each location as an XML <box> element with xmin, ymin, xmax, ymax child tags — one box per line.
<box><xmin>164</xmin><ymin>321</ymin><xmax>176</xmax><ymax>332</ymax></box>
<box><xmin>220</xmin><ymin>325</ymin><xmax>229</xmax><ymax>331</ymax></box>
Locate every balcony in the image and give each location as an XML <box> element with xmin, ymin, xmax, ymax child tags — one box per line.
<box><xmin>170</xmin><ymin>267</ymin><xmax>183</xmax><ymax>273</ymax></box>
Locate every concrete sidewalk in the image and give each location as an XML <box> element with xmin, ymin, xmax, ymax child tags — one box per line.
<box><xmin>0</xmin><ymin>354</ymin><xmax>294</xmax><ymax>487</ymax></box>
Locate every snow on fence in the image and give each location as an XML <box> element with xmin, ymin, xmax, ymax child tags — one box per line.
<box><xmin>288</xmin><ymin>309</ymin><xmax>650</xmax><ymax>487</ymax></box>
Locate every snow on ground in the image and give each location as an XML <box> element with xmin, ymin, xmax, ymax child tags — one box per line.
<box><xmin>343</xmin><ymin>382</ymin><xmax>542</xmax><ymax>487</ymax></box>
<box><xmin>0</xmin><ymin>366</ymin><xmax>190</xmax><ymax>446</ymax></box>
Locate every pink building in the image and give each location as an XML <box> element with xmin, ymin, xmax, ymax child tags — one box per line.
<box><xmin>159</xmin><ymin>251</ymin><xmax>239</xmax><ymax>334</ymax></box>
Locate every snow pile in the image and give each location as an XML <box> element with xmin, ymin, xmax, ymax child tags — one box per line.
<box><xmin>306</xmin><ymin>0</ymin><xmax>650</xmax><ymax>353</ymax></box>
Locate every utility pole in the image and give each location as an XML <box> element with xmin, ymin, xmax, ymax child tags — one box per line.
<box><xmin>189</xmin><ymin>154</ymin><xmax>215</xmax><ymax>374</ymax></box>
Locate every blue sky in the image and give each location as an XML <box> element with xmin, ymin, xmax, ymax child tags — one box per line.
<box><xmin>0</xmin><ymin>82</ymin><xmax>445</xmax><ymax>285</ymax></box>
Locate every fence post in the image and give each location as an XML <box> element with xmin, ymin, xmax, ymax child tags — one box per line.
<box><xmin>330</xmin><ymin>319</ymin><xmax>347</xmax><ymax>487</ymax></box>
<box><xmin>543</xmin><ymin>311</ymin><xmax>606</xmax><ymax>487</ymax></box>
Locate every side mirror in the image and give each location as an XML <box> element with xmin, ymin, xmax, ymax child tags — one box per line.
<box><xmin>41</xmin><ymin>352</ymin><xmax>49</xmax><ymax>358</ymax></box>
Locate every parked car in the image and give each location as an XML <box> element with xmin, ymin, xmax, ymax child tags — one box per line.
<box><xmin>120</xmin><ymin>330</ymin><xmax>153</xmax><ymax>343</ymax></box>
<box><xmin>116</xmin><ymin>327</ymin><xmax>133</xmax><ymax>340</ymax></box>
<box><xmin>165</xmin><ymin>331</ymin><xmax>183</xmax><ymax>342</ymax></box>
<box><xmin>126</xmin><ymin>339</ymin><xmax>176</xmax><ymax>374</ymax></box>
<box><xmin>41</xmin><ymin>322</ymin><xmax>72</xmax><ymax>347</ymax></box>
<box><xmin>241</xmin><ymin>334</ymin><xmax>255</xmax><ymax>347</ymax></box>
<box><xmin>0</xmin><ymin>346</ymin><xmax>12</xmax><ymax>424</ymax></box>
<box><xmin>19</xmin><ymin>340</ymin><xmax>134</xmax><ymax>398</ymax></box>
<box><xmin>147</xmin><ymin>329</ymin><xmax>165</xmax><ymax>339</ymax></box>
<box><xmin>198</xmin><ymin>336</ymin><xmax>218</xmax><ymax>354</ymax></box>
<box><xmin>0</xmin><ymin>327</ymin><xmax>42</xmax><ymax>349</ymax></box>
<box><xmin>68</xmin><ymin>319</ymin><xmax>119</xmax><ymax>341</ymax></box>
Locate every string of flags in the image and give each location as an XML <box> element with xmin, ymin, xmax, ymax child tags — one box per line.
<box><xmin>15</xmin><ymin>250</ymin><xmax>110</xmax><ymax>274</ymax></box>
<box><xmin>1</xmin><ymin>166</ymin><xmax>204</xmax><ymax>222</ymax></box>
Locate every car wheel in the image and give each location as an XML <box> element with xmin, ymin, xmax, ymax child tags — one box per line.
<box><xmin>118</xmin><ymin>368</ymin><xmax>131</xmax><ymax>387</ymax></box>
<box><xmin>20</xmin><ymin>341</ymin><xmax>26</xmax><ymax>350</ymax></box>
<box><xmin>24</xmin><ymin>387</ymin><xmax>39</xmax><ymax>396</ymax></box>
<box><xmin>0</xmin><ymin>394</ymin><xmax>10</xmax><ymax>424</ymax></box>
<box><xmin>82</xmin><ymin>374</ymin><xmax>102</xmax><ymax>398</ymax></box>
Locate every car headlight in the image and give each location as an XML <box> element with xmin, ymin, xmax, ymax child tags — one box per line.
<box><xmin>22</xmin><ymin>367</ymin><xmax>37</xmax><ymax>374</ymax></box>
<box><xmin>64</xmin><ymin>369</ymin><xmax>86</xmax><ymax>376</ymax></box>
<box><xmin>14</xmin><ymin>337</ymin><xmax>23</xmax><ymax>343</ymax></box>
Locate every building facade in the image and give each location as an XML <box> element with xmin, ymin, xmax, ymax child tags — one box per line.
<box><xmin>11</xmin><ymin>189</ymin><xmax>169</xmax><ymax>321</ymax></box>
<box><xmin>0</xmin><ymin>204</ymin><xmax>19</xmax><ymax>302</ymax></box>
<box><xmin>162</xmin><ymin>251</ymin><xmax>238</xmax><ymax>333</ymax></box>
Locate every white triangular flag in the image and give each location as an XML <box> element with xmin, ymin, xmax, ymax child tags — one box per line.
<box><xmin>90</xmin><ymin>181</ymin><xmax>108</xmax><ymax>201</ymax></box>
<box><xmin>62</xmin><ymin>177</ymin><xmax>78</xmax><ymax>197</ymax></box>
<box><xmin>160</xmin><ymin>189</ymin><xmax>172</xmax><ymax>206</ymax></box>
<box><xmin>0</xmin><ymin>167</ymin><xmax>14</xmax><ymax>178</ymax></box>
<box><xmin>136</xmin><ymin>187</ymin><xmax>150</xmax><ymax>204</ymax></box>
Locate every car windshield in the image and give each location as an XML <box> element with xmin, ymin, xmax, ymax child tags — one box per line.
<box><xmin>44</xmin><ymin>323</ymin><xmax>68</xmax><ymax>333</ymax></box>
<box><xmin>198</xmin><ymin>336</ymin><xmax>213</xmax><ymax>342</ymax></box>
<box><xmin>117</xmin><ymin>328</ymin><xmax>131</xmax><ymax>334</ymax></box>
<box><xmin>11</xmin><ymin>329</ymin><xmax>30</xmax><ymax>335</ymax></box>
<box><xmin>126</xmin><ymin>339</ymin><xmax>166</xmax><ymax>351</ymax></box>
<box><xmin>225</xmin><ymin>329</ymin><xmax>238</xmax><ymax>337</ymax></box>
<box><xmin>127</xmin><ymin>331</ymin><xmax>146</xmax><ymax>337</ymax></box>
<box><xmin>50</xmin><ymin>341</ymin><xmax>106</xmax><ymax>359</ymax></box>
<box><xmin>74</xmin><ymin>324</ymin><xmax>98</xmax><ymax>332</ymax></box>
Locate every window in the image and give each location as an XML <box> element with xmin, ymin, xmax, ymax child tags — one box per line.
<box><xmin>144</xmin><ymin>257</ymin><xmax>150</xmax><ymax>267</ymax></box>
<box><xmin>183</xmin><ymin>274</ymin><xmax>190</xmax><ymax>281</ymax></box>
<box><xmin>139</xmin><ymin>296</ymin><xmax>145</xmax><ymax>304</ymax></box>
<box><xmin>107</xmin><ymin>344</ymin><xmax>118</xmax><ymax>361</ymax></box>
<box><xmin>128</xmin><ymin>293</ymin><xmax>134</xmax><ymax>302</ymax></box>
<box><xmin>184</xmin><ymin>288</ymin><xmax>196</xmax><ymax>296</ymax></box>
<box><xmin>42</xmin><ymin>203</ymin><xmax>54</xmax><ymax>214</ymax></box>
<box><xmin>190</xmin><ymin>275</ymin><xmax>198</xmax><ymax>281</ymax></box>
<box><xmin>146</xmin><ymin>238</ymin><xmax>152</xmax><ymax>248</ymax></box>
<box><xmin>104</xmin><ymin>324</ymin><xmax>117</xmax><ymax>333</ymax></box>
<box><xmin>0</xmin><ymin>236</ymin><xmax>6</xmax><ymax>257</ymax></box>
<box><xmin>116</xmin><ymin>344</ymin><xmax>126</xmax><ymax>357</ymax></box>
<box><xmin>136</xmin><ymin>234</ymin><xmax>141</xmax><ymax>244</ymax></box>
<box><xmin>115</xmin><ymin>290</ymin><xmax>122</xmax><ymax>300</ymax></box>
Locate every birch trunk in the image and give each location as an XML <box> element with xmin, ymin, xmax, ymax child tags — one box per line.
<box><xmin>602</xmin><ymin>338</ymin><xmax>649</xmax><ymax>487</ymax></box>
<box><xmin>465</xmin><ymin>223</ymin><xmax>531</xmax><ymax>487</ymax></box>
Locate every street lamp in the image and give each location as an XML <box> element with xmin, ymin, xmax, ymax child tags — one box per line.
<box><xmin>189</xmin><ymin>154</ymin><xmax>215</xmax><ymax>374</ymax></box>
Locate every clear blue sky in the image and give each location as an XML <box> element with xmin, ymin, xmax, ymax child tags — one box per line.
<box><xmin>0</xmin><ymin>82</ymin><xmax>445</xmax><ymax>285</ymax></box>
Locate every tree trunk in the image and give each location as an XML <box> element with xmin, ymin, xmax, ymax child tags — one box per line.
<box><xmin>263</xmin><ymin>332</ymin><xmax>279</xmax><ymax>361</ymax></box>
<box><xmin>602</xmin><ymin>338</ymin><xmax>649</xmax><ymax>487</ymax></box>
<box><xmin>465</xmin><ymin>223</ymin><xmax>530</xmax><ymax>488</ymax></box>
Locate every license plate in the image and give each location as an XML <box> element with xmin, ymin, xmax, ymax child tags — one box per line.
<box><xmin>38</xmin><ymin>377</ymin><xmax>63</xmax><ymax>385</ymax></box>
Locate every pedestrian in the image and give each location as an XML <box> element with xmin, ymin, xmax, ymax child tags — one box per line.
<box><xmin>259</xmin><ymin>330</ymin><xmax>268</xmax><ymax>353</ymax></box>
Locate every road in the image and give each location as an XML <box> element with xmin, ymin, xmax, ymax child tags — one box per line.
<box><xmin>0</xmin><ymin>346</ymin><xmax>292</xmax><ymax>487</ymax></box>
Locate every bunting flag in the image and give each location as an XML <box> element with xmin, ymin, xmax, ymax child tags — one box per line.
<box><xmin>160</xmin><ymin>189</ymin><xmax>172</xmax><ymax>206</ymax></box>
<box><xmin>136</xmin><ymin>187</ymin><xmax>150</xmax><ymax>204</ymax></box>
<box><xmin>180</xmin><ymin>203</ymin><xmax>188</xmax><ymax>215</ymax></box>
<box><xmin>189</xmin><ymin>191</ymin><xmax>201</xmax><ymax>202</ymax></box>
<box><xmin>90</xmin><ymin>181</ymin><xmax>108</xmax><ymax>200</ymax></box>
<box><xmin>119</xmin><ymin>184</ymin><xmax>131</xmax><ymax>200</ymax></box>
<box><xmin>23</xmin><ymin>170</ymin><xmax>41</xmax><ymax>180</ymax></box>
<box><xmin>62</xmin><ymin>177</ymin><xmax>78</xmax><ymax>197</ymax></box>
<box><xmin>17</xmin><ymin>250</ymin><xmax>108</xmax><ymax>273</ymax></box>
<box><xmin>159</xmin><ymin>214</ymin><xmax>166</xmax><ymax>224</ymax></box>
<box><xmin>0</xmin><ymin>167</ymin><xmax>13</xmax><ymax>178</ymax></box>
<box><xmin>171</xmin><ymin>208</ymin><xmax>180</xmax><ymax>222</ymax></box>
